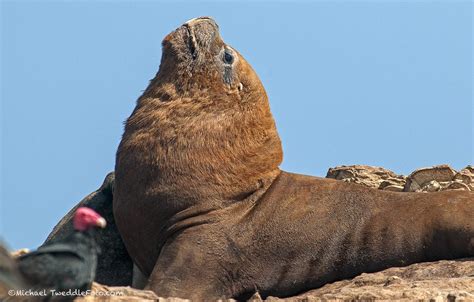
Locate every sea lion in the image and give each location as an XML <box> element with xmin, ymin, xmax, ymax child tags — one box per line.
<box><xmin>44</xmin><ymin>173</ymin><xmax>133</xmax><ymax>286</ymax></box>
<box><xmin>113</xmin><ymin>17</ymin><xmax>474</xmax><ymax>300</ymax></box>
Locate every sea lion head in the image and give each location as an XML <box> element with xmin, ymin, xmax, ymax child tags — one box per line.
<box><xmin>146</xmin><ymin>16</ymin><xmax>265</xmax><ymax>106</ymax></box>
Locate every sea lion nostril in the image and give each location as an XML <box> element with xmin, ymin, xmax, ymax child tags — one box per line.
<box><xmin>184</xmin><ymin>25</ymin><xmax>197</xmax><ymax>60</ymax></box>
<box><xmin>181</xmin><ymin>17</ymin><xmax>220</xmax><ymax>57</ymax></box>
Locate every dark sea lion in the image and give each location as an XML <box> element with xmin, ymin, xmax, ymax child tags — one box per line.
<box><xmin>113</xmin><ymin>17</ymin><xmax>474</xmax><ymax>300</ymax></box>
<box><xmin>44</xmin><ymin>173</ymin><xmax>133</xmax><ymax>286</ymax></box>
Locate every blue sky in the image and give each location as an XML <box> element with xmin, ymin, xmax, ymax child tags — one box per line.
<box><xmin>1</xmin><ymin>1</ymin><xmax>472</xmax><ymax>250</ymax></box>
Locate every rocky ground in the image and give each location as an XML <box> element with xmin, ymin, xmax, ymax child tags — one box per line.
<box><xmin>262</xmin><ymin>259</ymin><xmax>474</xmax><ymax>302</ymax></box>
<box><xmin>2</xmin><ymin>164</ymin><xmax>473</xmax><ymax>301</ymax></box>
<box><xmin>74</xmin><ymin>259</ymin><xmax>474</xmax><ymax>301</ymax></box>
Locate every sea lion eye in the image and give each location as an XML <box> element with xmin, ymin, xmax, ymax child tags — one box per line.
<box><xmin>223</xmin><ymin>50</ymin><xmax>234</xmax><ymax>64</ymax></box>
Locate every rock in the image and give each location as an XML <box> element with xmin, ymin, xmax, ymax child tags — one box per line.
<box><xmin>326</xmin><ymin>165</ymin><xmax>406</xmax><ymax>189</ymax></box>
<box><xmin>446</xmin><ymin>181</ymin><xmax>471</xmax><ymax>191</ymax></box>
<box><xmin>381</xmin><ymin>185</ymin><xmax>405</xmax><ymax>192</ymax></box>
<box><xmin>248</xmin><ymin>292</ymin><xmax>264</xmax><ymax>302</ymax></box>
<box><xmin>74</xmin><ymin>282</ymin><xmax>237</xmax><ymax>301</ymax></box>
<box><xmin>454</xmin><ymin>173</ymin><xmax>472</xmax><ymax>185</ymax></box>
<box><xmin>10</xmin><ymin>249</ymin><xmax>30</xmax><ymax>259</ymax></box>
<box><xmin>404</xmin><ymin>165</ymin><xmax>457</xmax><ymax>192</ymax></box>
<box><xmin>326</xmin><ymin>164</ymin><xmax>473</xmax><ymax>193</ymax></box>
<box><xmin>422</xmin><ymin>180</ymin><xmax>441</xmax><ymax>192</ymax></box>
<box><xmin>0</xmin><ymin>243</ymin><xmax>28</xmax><ymax>299</ymax></box>
<box><xmin>65</xmin><ymin>259</ymin><xmax>474</xmax><ymax>301</ymax></box>
<box><xmin>74</xmin><ymin>282</ymin><xmax>160</xmax><ymax>301</ymax></box>
<box><xmin>455</xmin><ymin>166</ymin><xmax>474</xmax><ymax>190</ymax></box>
<box><xmin>264</xmin><ymin>259</ymin><xmax>474</xmax><ymax>301</ymax></box>
<box><xmin>44</xmin><ymin>173</ymin><xmax>133</xmax><ymax>286</ymax></box>
<box><xmin>383</xmin><ymin>275</ymin><xmax>403</xmax><ymax>286</ymax></box>
<box><xmin>461</xmin><ymin>165</ymin><xmax>474</xmax><ymax>174</ymax></box>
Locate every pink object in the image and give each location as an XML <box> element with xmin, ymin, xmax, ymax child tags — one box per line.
<box><xmin>73</xmin><ymin>207</ymin><xmax>107</xmax><ymax>231</ymax></box>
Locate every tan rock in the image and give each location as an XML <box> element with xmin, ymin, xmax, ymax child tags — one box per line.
<box><xmin>265</xmin><ymin>259</ymin><xmax>474</xmax><ymax>301</ymax></box>
<box><xmin>404</xmin><ymin>165</ymin><xmax>457</xmax><ymax>192</ymax></box>
<box><xmin>67</xmin><ymin>259</ymin><xmax>474</xmax><ymax>302</ymax></box>
<box><xmin>454</xmin><ymin>172</ymin><xmax>472</xmax><ymax>185</ymax></box>
<box><xmin>421</xmin><ymin>180</ymin><xmax>441</xmax><ymax>192</ymax></box>
<box><xmin>326</xmin><ymin>165</ymin><xmax>406</xmax><ymax>190</ymax></box>
<box><xmin>445</xmin><ymin>182</ymin><xmax>471</xmax><ymax>191</ymax></box>
<box><xmin>0</xmin><ymin>244</ymin><xmax>30</xmax><ymax>302</ymax></box>
<box><xmin>379</xmin><ymin>178</ymin><xmax>406</xmax><ymax>189</ymax></box>
<box><xmin>454</xmin><ymin>166</ymin><xmax>474</xmax><ymax>189</ymax></box>
<box><xmin>382</xmin><ymin>185</ymin><xmax>405</xmax><ymax>192</ymax></box>
<box><xmin>439</xmin><ymin>181</ymin><xmax>455</xmax><ymax>190</ymax></box>
<box><xmin>10</xmin><ymin>249</ymin><xmax>30</xmax><ymax>259</ymax></box>
<box><xmin>248</xmin><ymin>292</ymin><xmax>264</xmax><ymax>302</ymax></box>
<box><xmin>74</xmin><ymin>283</ymin><xmax>160</xmax><ymax>301</ymax></box>
<box><xmin>326</xmin><ymin>164</ymin><xmax>472</xmax><ymax>193</ymax></box>
<box><xmin>461</xmin><ymin>165</ymin><xmax>474</xmax><ymax>174</ymax></box>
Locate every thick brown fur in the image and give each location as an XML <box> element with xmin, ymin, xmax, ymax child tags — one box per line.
<box><xmin>113</xmin><ymin>17</ymin><xmax>474</xmax><ymax>300</ymax></box>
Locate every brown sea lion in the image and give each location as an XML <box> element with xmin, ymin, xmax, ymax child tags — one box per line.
<box><xmin>113</xmin><ymin>17</ymin><xmax>474</xmax><ymax>300</ymax></box>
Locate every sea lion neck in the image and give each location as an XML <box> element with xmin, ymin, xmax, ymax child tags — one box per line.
<box><xmin>117</xmin><ymin>85</ymin><xmax>282</xmax><ymax>205</ymax></box>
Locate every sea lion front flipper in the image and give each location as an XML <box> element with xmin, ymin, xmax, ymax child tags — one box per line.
<box><xmin>145</xmin><ymin>227</ymin><xmax>232</xmax><ymax>300</ymax></box>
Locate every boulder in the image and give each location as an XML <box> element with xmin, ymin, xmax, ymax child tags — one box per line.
<box><xmin>326</xmin><ymin>165</ymin><xmax>406</xmax><ymax>190</ymax></box>
<box><xmin>0</xmin><ymin>243</ymin><xmax>28</xmax><ymax>300</ymax></box>
<box><xmin>404</xmin><ymin>165</ymin><xmax>457</xmax><ymax>192</ymax></box>
<box><xmin>455</xmin><ymin>166</ymin><xmax>474</xmax><ymax>190</ymax></box>
<box><xmin>265</xmin><ymin>259</ymin><xmax>474</xmax><ymax>301</ymax></box>
<box><xmin>326</xmin><ymin>164</ymin><xmax>473</xmax><ymax>193</ymax></box>
<box><xmin>74</xmin><ymin>282</ymin><xmax>160</xmax><ymax>301</ymax></box>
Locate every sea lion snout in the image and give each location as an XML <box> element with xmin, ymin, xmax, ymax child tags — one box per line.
<box><xmin>183</xmin><ymin>17</ymin><xmax>220</xmax><ymax>56</ymax></box>
<box><xmin>163</xmin><ymin>17</ymin><xmax>221</xmax><ymax>61</ymax></box>
<box><xmin>158</xmin><ymin>17</ymin><xmax>252</xmax><ymax>92</ymax></box>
